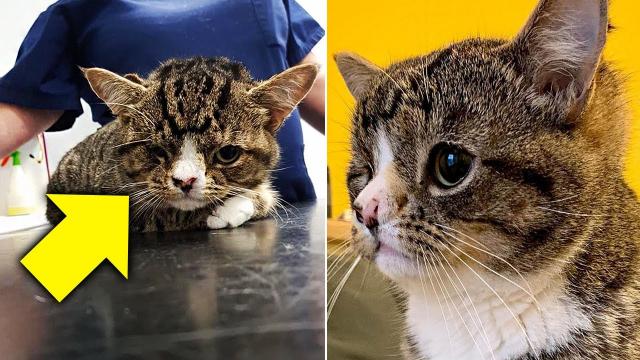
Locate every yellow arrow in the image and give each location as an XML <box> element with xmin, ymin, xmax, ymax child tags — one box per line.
<box><xmin>21</xmin><ymin>194</ymin><xmax>129</xmax><ymax>302</ymax></box>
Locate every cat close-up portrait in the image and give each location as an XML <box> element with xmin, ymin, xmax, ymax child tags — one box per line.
<box><xmin>46</xmin><ymin>57</ymin><xmax>319</xmax><ymax>232</ymax></box>
<box><xmin>335</xmin><ymin>0</ymin><xmax>640</xmax><ymax>359</ymax></box>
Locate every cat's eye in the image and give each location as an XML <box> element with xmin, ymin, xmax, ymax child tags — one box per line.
<box><xmin>431</xmin><ymin>144</ymin><xmax>473</xmax><ymax>188</ymax></box>
<box><xmin>149</xmin><ymin>145</ymin><xmax>168</xmax><ymax>161</ymax></box>
<box><xmin>215</xmin><ymin>145</ymin><xmax>242</xmax><ymax>164</ymax></box>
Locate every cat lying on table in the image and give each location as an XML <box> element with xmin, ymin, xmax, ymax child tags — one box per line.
<box><xmin>47</xmin><ymin>57</ymin><xmax>318</xmax><ymax>232</ymax></box>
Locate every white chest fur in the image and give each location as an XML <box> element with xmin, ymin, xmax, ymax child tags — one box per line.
<box><xmin>402</xmin><ymin>267</ymin><xmax>591</xmax><ymax>360</ymax></box>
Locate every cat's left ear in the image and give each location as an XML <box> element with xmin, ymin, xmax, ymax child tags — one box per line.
<box><xmin>82</xmin><ymin>67</ymin><xmax>147</xmax><ymax>116</ymax></box>
<box><xmin>512</xmin><ymin>0</ymin><xmax>608</xmax><ymax>119</ymax></box>
<box><xmin>250</xmin><ymin>63</ymin><xmax>319</xmax><ymax>132</ymax></box>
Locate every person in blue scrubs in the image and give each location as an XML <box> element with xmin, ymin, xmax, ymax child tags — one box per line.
<box><xmin>0</xmin><ymin>0</ymin><xmax>325</xmax><ymax>203</ymax></box>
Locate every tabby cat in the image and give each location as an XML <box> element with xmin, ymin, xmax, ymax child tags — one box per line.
<box><xmin>336</xmin><ymin>0</ymin><xmax>640</xmax><ymax>359</ymax></box>
<box><xmin>47</xmin><ymin>57</ymin><xmax>318</xmax><ymax>232</ymax></box>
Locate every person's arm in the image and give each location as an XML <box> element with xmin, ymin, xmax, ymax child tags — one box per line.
<box><xmin>297</xmin><ymin>53</ymin><xmax>325</xmax><ymax>134</ymax></box>
<box><xmin>0</xmin><ymin>103</ymin><xmax>61</xmax><ymax>158</ymax></box>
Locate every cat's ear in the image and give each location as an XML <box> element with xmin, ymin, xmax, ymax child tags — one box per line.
<box><xmin>82</xmin><ymin>67</ymin><xmax>147</xmax><ymax>115</ymax></box>
<box><xmin>512</xmin><ymin>0</ymin><xmax>608</xmax><ymax>118</ymax></box>
<box><xmin>334</xmin><ymin>52</ymin><xmax>382</xmax><ymax>99</ymax></box>
<box><xmin>250</xmin><ymin>63</ymin><xmax>319</xmax><ymax>132</ymax></box>
<box><xmin>124</xmin><ymin>73</ymin><xmax>145</xmax><ymax>85</ymax></box>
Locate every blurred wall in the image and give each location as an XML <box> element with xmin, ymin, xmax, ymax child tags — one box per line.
<box><xmin>327</xmin><ymin>0</ymin><xmax>640</xmax><ymax>218</ymax></box>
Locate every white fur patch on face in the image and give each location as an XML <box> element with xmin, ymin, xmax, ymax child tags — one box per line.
<box><xmin>376</xmin><ymin>130</ymin><xmax>394</xmax><ymax>171</ymax></box>
<box><xmin>353</xmin><ymin>131</ymin><xmax>393</xmax><ymax>211</ymax></box>
<box><xmin>352</xmin><ymin>131</ymin><xmax>420</xmax><ymax>277</ymax></box>
<box><xmin>403</xmin><ymin>268</ymin><xmax>592</xmax><ymax>360</ymax></box>
<box><xmin>207</xmin><ymin>195</ymin><xmax>255</xmax><ymax>229</ymax></box>
<box><xmin>168</xmin><ymin>137</ymin><xmax>207</xmax><ymax>211</ymax></box>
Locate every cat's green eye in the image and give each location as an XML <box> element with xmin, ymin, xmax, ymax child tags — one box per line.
<box><xmin>432</xmin><ymin>144</ymin><xmax>473</xmax><ymax>188</ymax></box>
<box><xmin>215</xmin><ymin>145</ymin><xmax>242</xmax><ymax>164</ymax></box>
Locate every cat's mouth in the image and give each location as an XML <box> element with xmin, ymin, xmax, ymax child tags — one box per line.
<box><xmin>374</xmin><ymin>231</ymin><xmax>410</xmax><ymax>260</ymax></box>
<box><xmin>368</xmin><ymin>227</ymin><xmax>420</xmax><ymax>280</ymax></box>
<box><xmin>168</xmin><ymin>196</ymin><xmax>208</xmax><ymax>211</ymax></box>
<box><xmin>369</xmin><ymin>224</ymin><xmax>412</xmax><ymax>262</ymax></box>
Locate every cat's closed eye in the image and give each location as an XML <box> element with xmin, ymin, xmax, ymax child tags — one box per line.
<box><xmin>347</xmin><ymin>164</ymin><xmax>372</xmax><ymax>185</ymax></box>
<box><xmin>149</xmin><ymin>145</ymin><xmax>169</xmax><ymax>162</ymax></box>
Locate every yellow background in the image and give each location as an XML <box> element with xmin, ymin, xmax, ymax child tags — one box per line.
<box><xmin>327</xmin><ymin>0</ymin><xmax>640</xmax><ymax>218</ymax></box>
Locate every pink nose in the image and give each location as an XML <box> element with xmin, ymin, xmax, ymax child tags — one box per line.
<box><xmin>356</xmin><ymin>198</ymin><xmax>379</xmax><ymax>229</ymax></box>
<box><xmin>172</xmin><ymin>176</ymin><xmax>197</xmax><ymax>193</ymax></box>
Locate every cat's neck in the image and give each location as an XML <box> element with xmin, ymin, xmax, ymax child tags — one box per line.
<box><xmin>402</xmin><ymin>265</ymin><xmax>590</xmax><ymax>360</ymax></box>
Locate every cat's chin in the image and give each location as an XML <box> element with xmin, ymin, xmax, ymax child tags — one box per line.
<box><xmin>372</xmin><ymin>228</ymin><xmax>420</xmax><ymax>281</ymax></box>
<box><xmin>168</xmin><ymin>197</ymin><xmax>208</xmax><ymax>211</ymax></box>
<box><xmin>375</xmin><ymin>249</ymin><xmax>420</xmax><ymax>281</ymax></box>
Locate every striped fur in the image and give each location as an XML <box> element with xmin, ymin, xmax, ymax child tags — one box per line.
<box><xmin>47</xmin><ymin>57</ymin><xmax>318</xmax><ymax>232</ymax></box>
<box><xmin>337</xmin><ymin>0</ymin><xmax>640</xmax><ymax>359</ymax></box>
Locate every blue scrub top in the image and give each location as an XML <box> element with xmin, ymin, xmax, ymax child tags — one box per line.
<box><xmin>0</xmin><ymin>0</ymin><xmax>324</xmax><ymax>202</ymax></box>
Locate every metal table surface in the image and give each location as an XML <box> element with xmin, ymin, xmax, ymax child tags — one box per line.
<box><xmin>0</xmin><ymin>202</ymin><xmax>325</xmax><ymax>360</ymax></box>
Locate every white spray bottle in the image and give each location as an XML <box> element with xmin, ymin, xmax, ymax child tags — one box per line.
<box><xmin>6</xmin><ymin>151</ymin><xmax>36</xmax><ymax>216</ymax></box>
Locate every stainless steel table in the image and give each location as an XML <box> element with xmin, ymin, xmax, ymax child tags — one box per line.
<box><xmin>0</xmin><ymin>202</ymin><xmax>325</xmax><ymax>359</ymax></box>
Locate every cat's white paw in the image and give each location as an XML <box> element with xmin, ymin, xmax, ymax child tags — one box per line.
<box><xmin>207</xmin><ymin>196</ymin><xmax>255</xmax><ymax>229</ymax></box>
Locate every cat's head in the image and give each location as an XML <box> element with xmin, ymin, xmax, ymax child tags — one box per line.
<box><xmin>336</xmin><ymin>0</ymin><xmax>627</xmax><ymax>282</ymax></box>
<box><xmin>83</xmin><ymin>57</ymin><xmax>318</xmax><ymax>211</ymax></box>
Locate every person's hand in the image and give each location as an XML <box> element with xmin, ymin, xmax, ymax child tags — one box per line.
<box><xmin>0</xmin><ymin>103</ymin><xmax>61</xmax><ymax>157</ymax></box>
<box><xmin>297</xmin><ymin>52</ymin><xmax>325</xmax><ymax>134</ymax></box>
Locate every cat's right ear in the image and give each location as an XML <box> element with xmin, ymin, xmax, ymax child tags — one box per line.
<box><xmin>334</xmin><ymin>52</ymin><xmax>382</xmax><ymax>99</ymax></box>
<box><xmin>511</xmin><ymin>0</ymin><xmax>608</xmax><ymax>120</ymax></box>
<box><xmin>81</xmin><ymin>67</ymin><xmax>147</xmax><ymax>115</ymax></box>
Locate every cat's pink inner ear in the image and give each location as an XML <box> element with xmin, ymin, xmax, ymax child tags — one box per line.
<box><xmin>334</xmin><ymin>52</ymin><xmax>382</xmax><ymax>99</ymax></box>
<box><xmin>82</xmin><ymin>67</ymin><xmax>147</xmax><ymax>115</ymax></box>
<box><xmin>513</xmin><ymin>0</ymin><xmax>608</xmax><ymax>102</ymax></box>
<box><xmin>251</xmin><ymin>63</ymin><xmax>319</xmax><ymax>133</ymax></box>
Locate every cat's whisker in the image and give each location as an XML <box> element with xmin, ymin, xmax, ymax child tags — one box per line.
<box><xmin>427</xmin><ymin>252</ymin><xmax>488</xmax><ymax>360</ymax></box>
<box><xmin>434</xmin><ymin>224</ymin><xmax>538</xmax><ymax>302</ymax></box>
<box><xmin>536</xmin><ymin>206</ymin><xmax>606</xmax><ymax>217</ymax></box>
<box><xmin>327</xmin><ymin>249</ymin><xmax>350</xmax><ymax>276</ymax></box>
<box><xmin>437</xmin><ymin>229</ymin><xmax>542</xmax><ymax>312</ymax></box>
<box><xmin>434</xmin><ymin>223</ymin><xmax>490</xmax><ymax>251</ymax></box>
<box><xmin>328</xmin><ymin>239</ymin><xmax>351</xmax><ymax>259</ymax></box>
<box><xmin>272</xmin><ymin>197</ymin><xmax>297</xmax><ymax>220</ymax></box>
<box><xmin>265</xmin><ymin>166</ymin><xmax>293</xmax><ymax>173</ymax></box>
<box><xmin>541</xmin><ymin>194</ymin><xmax>579</xmax><ymax>204</ymax></box>
<box><xmin>133</xmin><ymin>192</ymin><xmax>161</xmax><ymax>220</ymax></box>
<box><xmin>433</xmin><ymin>246</ymin><xmax>496</xmax><ymax>360</ymax></box>
<box><xmin>418</xmin><ymin>250</ymin><xmax>455</xmax><ymax>357</ymax></box>
<box><xmin>378</xmin><ymin>67</ymin><xmax>413</xmax><ymax>102</ymax></box>
<box><xmin>136</xmin><ymin>194</ymin><xmax>158</xmax><ymax>220</ymax></box>
<box><xmin>266</xmin><ymin>204</ymin><xmax>285</xmax><ymax>224</ymax></box>
<box><xmin>438</xmin><ymin>238</ymin><xmax>538</xmax><ymax>357</ymax></box>
<box><xmin>112</xmin><ymin>138</ymin><xmax>151</xmax><ymax>149</ymax></box>
<box><xmin>96</xmin><ymin>163</ymin><xmax>121</xmax><ymax>178</ymax></box>
<box><xmin>358</xmin><ymin>260</ymin><xmax>372</xmax><ymax>294</ymax></box>
<box><xmin>327</xmin><ymin>250</ymin><xmax>356</xmax><ymax>282</ymax></box>
<box><xmin>131</xmin><ymin>188</ymin><xmax>163</xmax><ymax>214</ymax></box>
<box><xmin>148</xmin><ymin>194</ymin><xmax>167</xmax><ymax>219</ymax></box>
<box><xmin>328</xmin><ymin>255</ymin><xmax>361</xmax><ymax>319</ymax></box>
